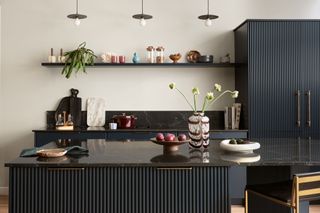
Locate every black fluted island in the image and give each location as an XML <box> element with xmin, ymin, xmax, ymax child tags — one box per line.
<box><xmin>6</xmin><ymin>138</ymin><xmax>320</xmax><ymax>213</ymax></box>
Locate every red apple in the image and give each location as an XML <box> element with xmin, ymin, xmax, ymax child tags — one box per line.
<box><xmin>165</xmin><ymin>133</ymin><xmax>176</xmax><ymax>141</ymax></box>
<box><xmin>156</xmin><ymin>133</ymin><xmax>165</xmax><ymax>141</ymax></box>
<box><xmin>178</xmin><ymin>134</ymin><xmax>187</xmax><ymax>141</ymax></box>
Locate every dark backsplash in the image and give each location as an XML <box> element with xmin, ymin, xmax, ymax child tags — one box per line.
<box><xmin>46</xmin><ymin>111</ymin><xmax>225</xmax><ymax>129</ymax></box>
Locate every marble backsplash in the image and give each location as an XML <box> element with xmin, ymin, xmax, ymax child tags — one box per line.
<box><xmin>46</xmin><ymin>111</ymin><xmax>225</xmax><ymax>129</ymax></box>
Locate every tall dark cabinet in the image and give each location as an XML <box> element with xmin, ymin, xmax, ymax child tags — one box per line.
<box><xmin>234</xmin><ymin>20</ymin><xmax>320</xmax><ymax>139</ymax></box>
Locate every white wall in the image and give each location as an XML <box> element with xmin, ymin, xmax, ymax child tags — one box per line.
<box><xmin>0</xmin><ymin>0</ymin><xmax>320</xmax><ymax>191</ymax></box>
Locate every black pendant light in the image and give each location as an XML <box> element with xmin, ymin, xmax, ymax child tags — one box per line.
<box><xmin>132</xmin><ymin>0</ymin><xmax>153</xmax><ymax>26</ymax></box>
<box><xmin>198</xmin><ymin>0</ymin><xmax>218</xmax><ymax>27</ymax></box>
<box><xmin>67</xmin><ymin>0</ymin><xmax>87</xmax><ymax>26</ymax></box>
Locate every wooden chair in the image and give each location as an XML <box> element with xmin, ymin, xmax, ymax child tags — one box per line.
<box><xmin>245</xmin><ymin>171</ymin><xmax>320</xmax><ymax>213</ymax></box>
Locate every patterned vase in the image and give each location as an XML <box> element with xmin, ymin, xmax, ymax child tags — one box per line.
<box><xmin>188</xmin><ymin>112</ymin><xmax>210</xmax><ymax>148</ymax></box>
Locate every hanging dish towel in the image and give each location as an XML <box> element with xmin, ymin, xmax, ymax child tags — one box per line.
<box><xmin>87</xmin><ymin>97</ymin><xmax>106</xmax><ymax>127</ymax></box>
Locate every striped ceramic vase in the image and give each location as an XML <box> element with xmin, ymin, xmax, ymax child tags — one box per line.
<box><xmin>188</xmin><ymin>112</ymin><xmax>210</xmax><ymax>148</ymax></box>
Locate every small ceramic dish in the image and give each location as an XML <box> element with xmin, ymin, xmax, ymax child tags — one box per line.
<box><xmin>220</xmin><ymin>139</ymin><xmax>260</xmax><ymax>153</ymax></box>
<box><xmin>37</xmin><ymin>148</ymin><xmax>68</xmax><ymax>158</ymax></box>
<box><xmin>187</xmin><ymin>50</ymin><xmax>201</xmax><ymax>63</ymax></box>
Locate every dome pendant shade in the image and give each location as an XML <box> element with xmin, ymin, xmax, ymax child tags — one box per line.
<box><xmin>132</xmin><ymin>0</ymin><xmax>153</xmax><ymax>26</ymax></box>
<box><xmin>132</xmin><ymin>14</ymin><xmax>152</xmax><ymax>20</ymax></box>
<box><xmin>198</xmin><ymin>0</ymin><xmax>218</xmax><ymax>26</ymax></box>
<box><xmin>67</xmin><ymin>14</ymin><xmax>87</xmax><ymax>19</ymax></box>
<box><xmin>198</xmin><ymin>14</ymin><xmax>218</xmax><ymax>20</ymax></box>
<box><xmin>67</xmin><ymin>0</ymin><xmax>87</xmax><ymax>25</ymax></box>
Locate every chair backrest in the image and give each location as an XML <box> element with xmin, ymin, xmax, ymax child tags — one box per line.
<box><xmin>292</xmin><ymin>171</ymin><xmax>320</xmax><ymax>208</ymax></box>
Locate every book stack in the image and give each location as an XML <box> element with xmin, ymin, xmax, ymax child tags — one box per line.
<box><xmin>224</xmin><ymin>103</ymin><xmax>241</xmax><ymax>130</ymax></box>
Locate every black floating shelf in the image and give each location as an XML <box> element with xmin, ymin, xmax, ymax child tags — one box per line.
<box><xmin>41</xmin><ymin>62</ymin><xmax>235</xmax><ymax>68</ymax></box>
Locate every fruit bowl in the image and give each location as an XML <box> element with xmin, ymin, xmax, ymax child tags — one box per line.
<box><xmin>220</xmin><ymin>139</ymin><xmax>260</xmax><ymax>153</ymax></box>
<box><xmin>169</xmin><ymin>53</ymin><xmax>182</xmax><ymax>63</ymax></box>
<box><xmin>150</xmin><ymin>138</ymin><xmax>190</xmax><ymax>153</ymax></box>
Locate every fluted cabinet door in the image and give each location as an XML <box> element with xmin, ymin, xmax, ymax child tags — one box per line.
<box><xmin>249</xmin><ymin>21</ymin><xmax>302</xmax><ymax>138</ymax></box>
<box><xmin>300</xmin><ymin>22</ymin><xmax>320</xmax><ymax>139</ymax></box>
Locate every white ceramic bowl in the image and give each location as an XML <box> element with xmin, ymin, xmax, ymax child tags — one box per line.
<box><xmin>220</xmin><ymin>139</ymin><xmax>260</xmax><ymax>153</ymax></box>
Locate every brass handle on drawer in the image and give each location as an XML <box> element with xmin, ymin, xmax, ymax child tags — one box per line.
<box><xmin>296</xmin><ymin>90</ymin><xmax>301</xmax><ymax>127</ymax></box>
<box><xmin>306</xmin><ymin>90</ymin><xmax>311</xmax><ymax>127</ymax></box>
<box><xmin>156</xmin><ymin>167</ymin><xmax>192</xmax><ymax>171</ymax></box>
<box><xmin>48</xmin><ymin>168</ymin><xmax>85</xmax><ymax>172</ymax></box>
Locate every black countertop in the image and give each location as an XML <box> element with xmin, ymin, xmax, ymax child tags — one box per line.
<box><xmin>6</xmin><ymin>138</ymin><xmax>320</xmax><ymax>168</ymax></box>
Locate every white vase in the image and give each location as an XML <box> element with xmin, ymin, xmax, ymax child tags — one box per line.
<box><xmin>188</xmin><ymin>112</ymin><xmax>210</xmax><ymax>148</ymax></box>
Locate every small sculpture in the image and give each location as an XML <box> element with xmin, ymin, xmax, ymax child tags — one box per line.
<box><xmin>132</xmin><ymin>52</ymin><xmax>140</xmax><ymax>63</ymax></box>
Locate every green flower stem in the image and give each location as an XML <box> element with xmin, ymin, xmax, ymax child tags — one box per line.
<box><xmin>193</xmin><ymin>94</ymin><xmax>197</xmax><ymax>112</ymax></box>
<box><xmin>201</xmin><ymin>97</ymin><xmax>208</xmax><ymax>113</ymax></box>
<box><xmin>176</xmin><ymin>88</ymin><xmax>195</xmax><ymax>111</ymax></box>
<box><xmin>202</xmin><ymin>90</ymin><xmax>233</xmax><ymax>112</ymax></box>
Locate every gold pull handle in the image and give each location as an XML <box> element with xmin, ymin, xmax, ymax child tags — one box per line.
<box><xmin>48</xmin><ymin>168</ymin><xmax>85</xmax><ymax>172</ymax></box>
<box><xmin>156</xmin><ymin>167</ymin><xmax>192</xmax><ymax>171</ymax></box>
<box><xmin>306</xmin><ymin>90</ymin><xmax>311</xmax><ymax>127</ymax></box>
<box><xmin>296</xmin><ymin>90</ymin><xmax>301</xmax><ymax>127</ymax></box>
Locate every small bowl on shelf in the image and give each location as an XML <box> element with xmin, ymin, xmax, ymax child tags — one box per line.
<box><xmin>169</xmin><ymin>53</ymin><xmax>182</xmax><ymax>63</ymax></box>
<box><xmin>197</xmin><ymin>55</ymin><xmax>214</xmax><ymax>63</ymax></box>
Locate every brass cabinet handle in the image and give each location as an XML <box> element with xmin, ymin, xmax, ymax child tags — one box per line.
<box><xmin>156</xmin><ymin>167</ymin><xmax>192</xmax><ymax>171</ymax></box>
<box><xmin>296</xmin><ymin>90</ymin><xmax>301</xmax><ymax>127</ymax></box>
<box><xmin>48</xmin><ymin>168</ymin><xmax>85</xmax><ymax>172</ymax></box>
<box><xmin>306</xmin><ymin>90</ymin><xmax>311</xmax><ymax>127</ymax></box>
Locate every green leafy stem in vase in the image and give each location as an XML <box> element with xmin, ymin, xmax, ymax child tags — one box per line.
<box><xmin>169</xmin><ymin>82</ymin><xmax>239</xmax><ymax>113</ymax></box>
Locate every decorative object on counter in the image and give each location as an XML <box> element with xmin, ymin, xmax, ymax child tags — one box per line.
<box><xmin>48</xmin><ymin>48</ymin><xmax>56</xmax><ymax>63</ymax></box>
<box><xmin>112</xmin><ymin>113</ymin><xmax>137</xmax><ymax>129</ymax></box>
<box><xmin>150</xmin><ymin>137</ymin><xmax>190</xmax><ymax>153</ymax></box>
<box><xmin>111</xmin><ymin>55</ymin><xmax>118</xmax><ymax>63</ymax></box>
<box><xmin>67</xmin><ymin>0</ymin><xmax>87</xmax><ymax>26</ymax></box>
<box><xmin>224</xmin><ymin>103</ymin><xmax>241</xmax><ymax>129</ymax></box>
<box><xmin>119</xmin><ymin>55</ymin><xmax>126</xmax><ymax>64</ymax></box>
<box><xmin>198</xmin><ymin>0</ymin><xmax>218</xmax><ymax>27</ymax></box>
<box><xmin>156</xmin><ymin>46</ymin><xmax>165</xmax><ymax>63</ymax></box>
<box><xmin>58</xmin><ymin>48</ymin><xmax>66</xmax><ymax>63</ymax></box>
<box><xmin>62</xmin><ymin>42</ymin><xmax>97</xmax><ymax>79</ymax></box>
<box><xmin>197</xmin><ymin>55</ymin><xmax>214</xmax><ymax>63</ymax></box>
<box><xmin>146</xmin><ymin>46</ymin><xmax>155</xmax><ymax>63</ymax></box>
<box><xmin>101</xmin><ymin>53</ymin><xmax>112</xmax><ymax>63</ymax></box>
<box><xmin>109</xmin><ymin>122</ymin><xmax>117</xmax><ymax>130</ymax></box>
<box><xmin>169</xmin><ymin>82</ymin><xmax>239</xmax><ymax>148</ymax></box>
<box><xmin>132</xmin><ymin>52</ymin><xmax>140</xmax><ymax>63</ymax></box>
<box><xmin>55</xmin><ymin>88</ymin><xmax>82</xmax><ymax>128</ymax></box>
<box><xmin>87</xmin><ymin>97</ymin><xmax>106</xmax><ymax>127</ymax></box>
<box><xmin>56</xmin><ymin>111</ymin><xmax>74</xmax><ymax>130</ymax></box>
<box><xmin>20</xmin><ymin>146</ymin><xmax>88</xmax><ymax>157</ymax></box>
<box><xmin>186</xmin><ymin>50</ymin><xmax>201</xmax><ymax>63</ymax></box>
<box><xmin>220</xmin><ymin>53</ymin><xmax>231</xmax><ymax>63</ymax></box>
<box><xmin>132</xmin><ymin>0</ymin><xmax>153</xmax><ymax>26</ymax></box>
<box><xmin>220</xmin><ymin>139</ymin><xmax>260</xmax><ymax>153</ymax></box>
<box><xmin>37</xmin><ymin>148</ymin><xmax>68</xmax><ymax>158</ymax></box>
<box><xmin>169</xmin><ymin>53</ymin><xmax>182</xmax><ymax>63</ymax></box>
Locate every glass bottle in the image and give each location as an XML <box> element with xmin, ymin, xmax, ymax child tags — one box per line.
<box><xmin>66</xmin><ymin>114</ymin><xmax>74</xmax><ymax>126</ymax></box>
<box><xmin>146</xmin><ymin>46</ymin><xmax>155</xmax><ymax>63</ymax></box>
<box><xmin>56</xmin><ymin>114</ymin><xmax>64</xmax><ymax>126</ymax></box>
<box><xmin>156</xmin><ymin>46</ymin><xmax>165</xmax><ymax>63</ymax></box>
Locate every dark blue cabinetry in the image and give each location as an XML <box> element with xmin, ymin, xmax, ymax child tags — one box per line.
<box><xmin>235</xmin><ymin>20</ymin><xmax>320</xmax><ymax>139</ymax></box>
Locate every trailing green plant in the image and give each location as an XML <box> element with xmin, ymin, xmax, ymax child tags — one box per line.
<box><xmin>62</xmin><ymin>42</ymin><xmax>97</xmax><ymax>79</ymax></box>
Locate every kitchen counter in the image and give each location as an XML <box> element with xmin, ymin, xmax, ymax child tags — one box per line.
<box><xmin>6</xmin><ymin>138</ymin><xmax>320</xmax><ymax>213</ymax></box>
<box><xmin>6</xmin><ymin>138</ymin><xmax>320</xmax><ymax>167</ymax></box>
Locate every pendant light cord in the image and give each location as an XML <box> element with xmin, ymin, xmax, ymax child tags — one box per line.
<box><xmin>142</xmin><ymin>0</ymin><xmax>144</xmax><ymax>15</ymax></box>
<box><xmin>76</xmin><ymin>0</ymin><xmax>79</xmax><ymax>14</ymax></box>
<box><xmin>207</xmin><ymin>0</ymin><xmax>210</xmax><ymax>15</ymax></box>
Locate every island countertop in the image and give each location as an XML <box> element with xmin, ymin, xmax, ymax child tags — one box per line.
<box><xmin>5</xmin><ymin>138</ymin><xmax>320</xmax><ymax>167</ymax></box>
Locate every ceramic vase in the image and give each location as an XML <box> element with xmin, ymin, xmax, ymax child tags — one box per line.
<box><xmin>188</xmin><ymin>112</ymin><xmax>210</xmax><ymax>148</ymax></box>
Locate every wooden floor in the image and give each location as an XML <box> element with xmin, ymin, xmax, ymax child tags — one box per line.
<box><xmin>0</xmin><ymin>196</ymin><xmax>319</xmax><ymax>213</ymax></box>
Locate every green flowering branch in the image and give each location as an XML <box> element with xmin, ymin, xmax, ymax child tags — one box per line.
<box><xmin>169</xmin><ymin>82</ymin><xmax>239</xmax><ymax>113</ymax></box>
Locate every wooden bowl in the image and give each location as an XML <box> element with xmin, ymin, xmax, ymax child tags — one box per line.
<box><xmin>37</xmin><ymin>148</ymin><xmax>67</xmax><ymax>158</ymax></box>
<box><xmin>169</xmin><ymin>54</ymin><xmax>182</xmax><ymax>63</ymax></box>
<box><xmin>150</xmin><ymin>137</ymin><xmax>189</xmax><ymax>153</ymax></box>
